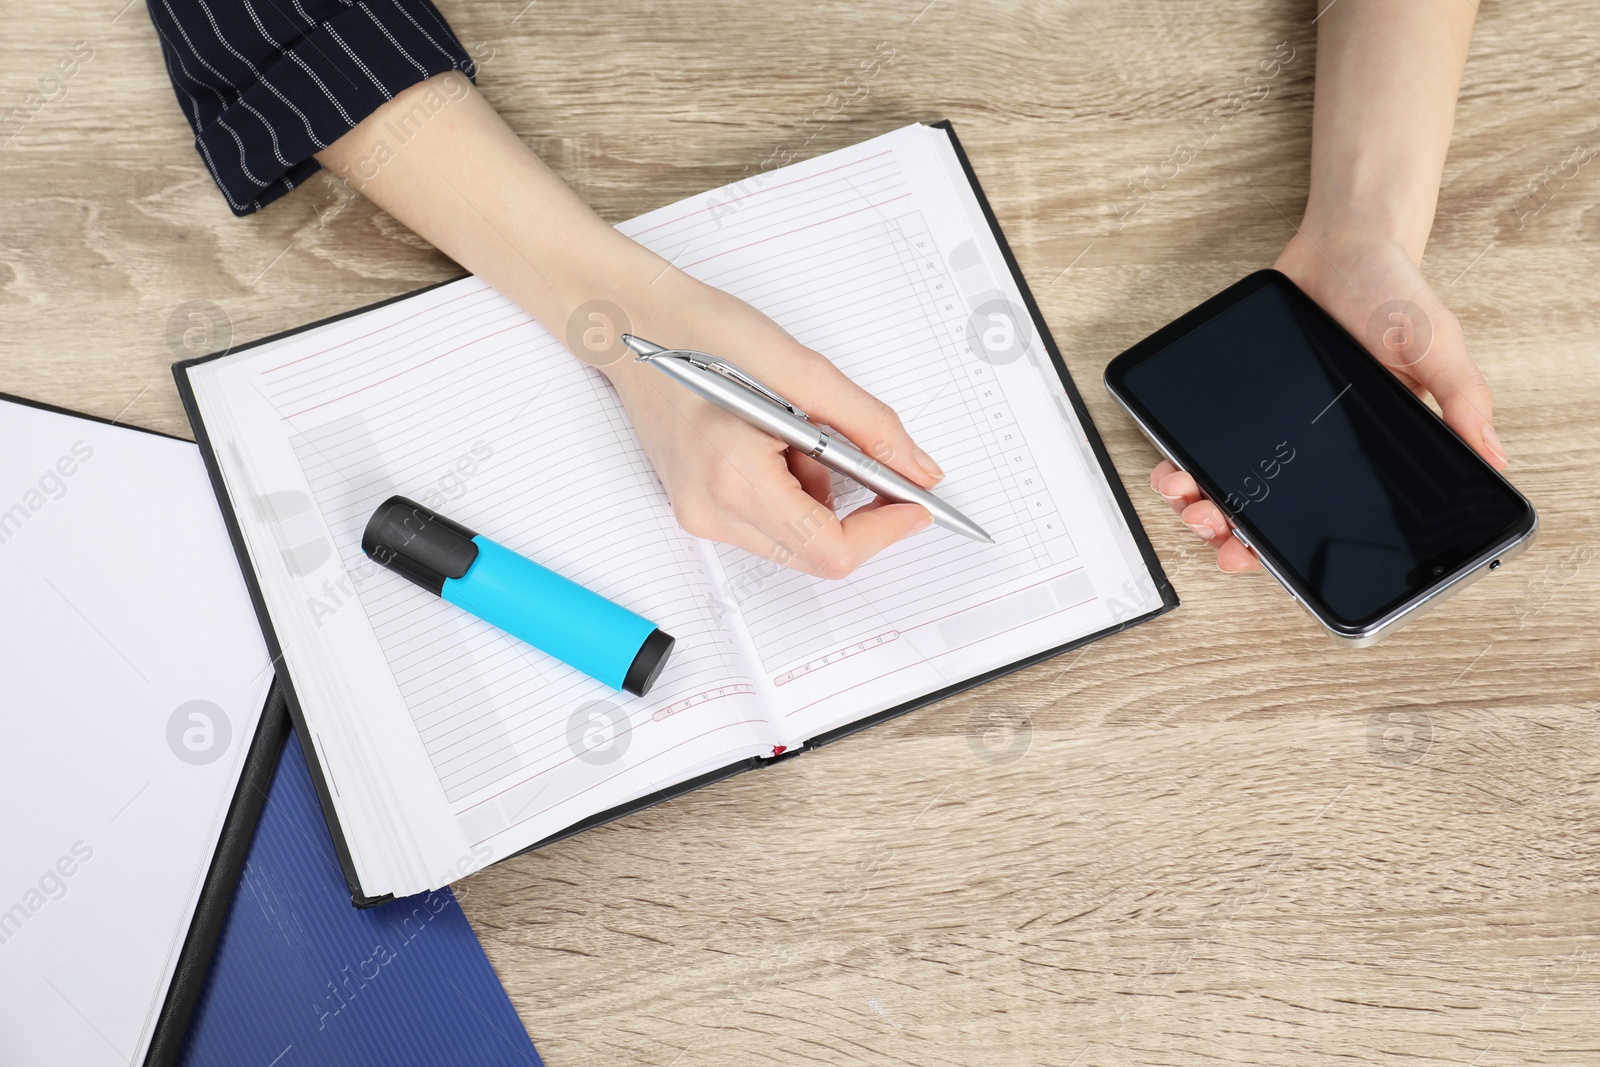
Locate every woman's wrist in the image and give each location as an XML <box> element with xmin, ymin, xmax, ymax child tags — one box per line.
<box><xmin>522</xmin><ymin>219</ymin><xmax>688</xmax><ymax>383</ymax></box>
<box><xmin>1300</xmin><ymin>168</ymin><xmax>1439</xmax><ymax>266</ymax></box>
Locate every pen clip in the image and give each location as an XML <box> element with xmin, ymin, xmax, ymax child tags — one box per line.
<box><xmin>693</xmin><ymin>356</ymin><xmax>810</xmax><ymax>422</ymax></box>
<box><xmin>623</xmin><ymin>334</ymin><xmax>810</xmax><ymax>421</ymax></box>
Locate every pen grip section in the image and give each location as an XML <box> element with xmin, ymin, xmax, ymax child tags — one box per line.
<box><xmin>816</xmin><ymin>434</ymin><xmax>924</xmax><ymax>498</ymax></box>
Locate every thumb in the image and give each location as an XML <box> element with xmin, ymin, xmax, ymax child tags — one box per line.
<box><xmin>835</xmin><ymin>500</ymin><xmax>935</xmax><ymax>569</ymax></box>
<box><xmin>797</xmin><ymin>355</ymin><xmax>946</xmax><ymax>489</ymax></box>
<box><xmin>1370</xmin><ymin>293</ymin><xmax>1506</xmax><ymax>470</ymax></box>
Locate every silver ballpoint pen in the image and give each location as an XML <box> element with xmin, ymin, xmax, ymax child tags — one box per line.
<box><xmin>620</xmin><ymin>334</ymin><xmax>994</xmax><ymax>544</ymax></box>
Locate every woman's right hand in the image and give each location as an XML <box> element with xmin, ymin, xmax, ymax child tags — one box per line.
<box><xmin>593</xmin><ymin>271</ymin><xmax>947</xmax><ymax>580</ymax></box>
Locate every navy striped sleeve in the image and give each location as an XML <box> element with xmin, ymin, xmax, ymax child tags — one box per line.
<box><xmin>146</xmin><ymin>0</ymin><xmax>476</xmax><ymax>216</ymax></box>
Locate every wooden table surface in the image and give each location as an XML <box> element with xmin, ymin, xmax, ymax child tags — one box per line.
<box><xmin>5</xmin><ymin>1</ymin><xmax>1597</xmax><ymax>1064</ymax></box>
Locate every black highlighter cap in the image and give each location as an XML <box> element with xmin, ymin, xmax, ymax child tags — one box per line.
<box><xmin>622</xmin><ymin>627</ymin><xmax>676</xmax><ymax>697</ymax></box>
<box><xmin>362</xmin><ymin>495</ymin><xmax>480</xmax><ymax>595</ymax></box>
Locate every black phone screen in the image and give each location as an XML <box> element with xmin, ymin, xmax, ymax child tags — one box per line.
<box><xmin>1107</xmin><ymin>272</ymin><xmax>1531</xmax><ymax>630</ymax></box>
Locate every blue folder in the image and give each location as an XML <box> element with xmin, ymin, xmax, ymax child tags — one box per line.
<box><xmin>177</xmin><ymin>724</ymin><xmax>543</xmax><ymax>1067</ymax></box>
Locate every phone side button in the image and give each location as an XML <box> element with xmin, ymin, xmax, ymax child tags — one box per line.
<box><xmin>1231</xmin><ymin>526</ymin><xmax>1252</xmax><ymax>549</ymax></box>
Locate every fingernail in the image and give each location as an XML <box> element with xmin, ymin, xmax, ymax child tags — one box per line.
<box><xmin>912</xmin><ymin>445</ymin><xmax>944</xmax><ymax>483</ymax></box>
<box><xmin>1184</xmin><ymin>521</ymin><xmax>1216</xmax><ymax>541</ymax></box>
<box><xmin>1481</xmin><ymin>423</ymin><xmax>1508</xmax><ymax>467</ymax></box>
<box><xmin>913</xmin><ymin>509</ymin><xmax>934</xmax><ymax>533</ymax></box>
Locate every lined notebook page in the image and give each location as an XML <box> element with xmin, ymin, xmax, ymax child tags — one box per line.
<box><xmin>188</xmin><ymin>283</ymin><xmax>774</xmax><ymax>898</ymax></box>
<box><xmin>620</xmin><ymin>125</ymin><xmax>1164</xmax><ymax>742</ymax></box>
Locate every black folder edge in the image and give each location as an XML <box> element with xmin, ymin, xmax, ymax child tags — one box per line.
<box><xmin>142</xmin><ymin>682</ymin><xmax>290</xmax><ymax>1067</ymax></box>
<box><xmin>171</xmin><ymin>119</ymin><xmax>1178</xmax><ymax>908</ymax></box>
<box><xmin>0</xmin><ymin>390</ymin><xmax>291</xmax><ymax>1067</ymax></box>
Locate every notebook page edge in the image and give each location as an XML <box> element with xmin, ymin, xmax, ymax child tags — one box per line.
<box><xmin>927</xmin><ymin>122</ymin><xmax>1171</xmax><ymax>621</ymax></box>
<box><xmin>184</xmin><ymin>357</ymin><xmax>407</xmax><ymax>899</ymax></box>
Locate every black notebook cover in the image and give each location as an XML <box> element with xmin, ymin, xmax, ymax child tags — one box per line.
<box><xmin>173</xmin><ymin>120</ymin><xmax>1178</xmax><ymax>907</ymax></box>
<box><xmin>0</xmin><ymin>390</ymin><xmax>290</xmax><ymax>1067</ymax></box>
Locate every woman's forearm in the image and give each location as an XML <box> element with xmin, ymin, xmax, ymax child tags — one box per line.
<box><xmin>314</xmin><ymin>73</ymin><xmax>669</xmax><ymax>374</ymax></box>
<box><xmin>1304</xmin><ymin>0</ymin><xmax>1477</xmax><ymax>260</ymax></box>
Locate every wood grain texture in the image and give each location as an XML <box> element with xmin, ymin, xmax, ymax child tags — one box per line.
<box><xmin>4</xmin><ymin>1</ymin><xmax>1596</xmax><ymax>1064</ymax></box>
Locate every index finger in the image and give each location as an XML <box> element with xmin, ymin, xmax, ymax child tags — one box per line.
<box><xmin>786</xmin><ymin>349</ymin><xmax>947</xmax><ymax>490</ymax></box>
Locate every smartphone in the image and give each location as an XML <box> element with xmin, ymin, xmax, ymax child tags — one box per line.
<box><xmin>1104</xmin><ymin>270</ymin><xmax>1537</xmax><ymax>646</ymax></box>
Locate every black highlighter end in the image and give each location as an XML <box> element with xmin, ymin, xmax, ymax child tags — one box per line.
<box><xmin>622</xmin><ymin>628</ymin><xmax>675</xmax><ymax>697</ymax></box>
<box><xmin>363</xmin><ymin>495</ymin><xmax>480</xmax><ymax>596</ymax></box>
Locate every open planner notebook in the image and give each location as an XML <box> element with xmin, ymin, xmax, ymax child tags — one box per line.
<box><xmin>176</xmin><ymin>122</ymin><xmax>1174</xmax><ymax>903</ymax></box>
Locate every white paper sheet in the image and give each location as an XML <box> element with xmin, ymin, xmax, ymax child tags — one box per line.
<box><xmin>0</xmin><ymin>401</ymin><xmax>271</xmax><ymax>1066</ymax></box>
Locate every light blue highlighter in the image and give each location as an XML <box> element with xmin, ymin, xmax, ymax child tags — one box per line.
<box><xmin>362</xmin><ymin>496</ymin><xmax>674</xmax><ymax>696</ymax></box>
